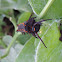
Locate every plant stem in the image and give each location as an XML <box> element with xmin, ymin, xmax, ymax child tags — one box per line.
<box><xmin>37</xmin><ymin>0</ymin><xmax>55</xmax><ymax>19</ymax></box>
<box><xmin>0</xmin><ymin>32</ymin><xmax>21</xmax><ymax>60</ymax></box>
<box><xmin>9</xmin><ymin>17</ymin><xmax>17</xmax><ymax>31</ymax></box>
<box><xmin>6</xmin><ymin>32</ymin><xmax>20</xmax><ymax>51</ymax></box>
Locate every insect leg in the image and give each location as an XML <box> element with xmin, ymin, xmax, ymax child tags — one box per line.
<box><xmin>35</xmin><ymin>33</ymin><xmax>47</xmax><ymax>48</ymax></box>
<box><xmin>32</xmin><ymin>33</ymin><xmax>37</xmax><ymax>38</ymax></box>
<box><xmin>22</xmin><ymin>32</ymin><xmax>25</xmax><ymax>35</ymax></box>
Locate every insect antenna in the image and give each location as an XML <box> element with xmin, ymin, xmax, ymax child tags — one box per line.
<box><xmin>35</xmin><ymin>33</ymin><xmax>47</xmax><ymax>48</ymax></box>
<box><xmin>38</xmin><ymin>19</ymin><xmax>52</xmax><ymax>23</ymax></box>
<box><xmin>33</xmin><ymin>19</ymin><xmax>52</xmax><ymax>26</ymax></box>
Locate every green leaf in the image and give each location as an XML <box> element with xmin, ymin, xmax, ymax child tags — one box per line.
<box><xmin>16</xmin><ymin>20</ymin><xmax>62</xmax><ymax>62</ymax></box>
<box><xmin>44</xmin><ymin>0</ymin><xmax>62</xmax><ymax>19</ymax></box>
<box><xmin>28</xmin><ymin>0</ymin><xmax>47</xmax><ymax>15</ymax></box>
<box><xmin>18</xmin><ymin>12</ymin><xmax>32</xmax><ymax>24</ymax></box>
<box><xmin>28</xmin><ymin>0</ymin><xmax>62</xmax><ymax>19</ymax></box>
<box><xmin>0</xmin><ymin>44</ymin><xmax>23</xmax><ymax>62</ymax></box>
<box><xmin>0</xmin><ymin>0</ymin><xmax>32</xmax><ymax>12</ymax></box>
<box><xmin>17</xmin><ymin>0</ymin><xmax>32</xmax><ymax>12</ymax></box>
<box><xmin>1</xmin><ymin>0</ymin><xmax>15</xmax><ymax>9</ymax></box>
<box><xmin>3</xmin><ymin>35</ymin><xmax>13</xmax><ymax>46</ymax></box>
<box><xmin>16</xmin><ymin>37</ymin><xmax>35</xmax><ymax>62</ymax></box>
<box><xmin>0</xmin><ymin>39</ymin><xmax>7</xmax><ymax>48</ymax></box>
<box><xmin>17</xmin><ymin>34</ymin><xmax>32</xmax><ymax>45</ymax></box>
<box><xmin>35</xmin><ymin>21</ymin><xmax>62</xmax><ymax>62</ymax></box>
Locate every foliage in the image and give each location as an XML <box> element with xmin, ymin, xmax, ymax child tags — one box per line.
<box><xmin>0</xmin><ymin>0</ymin><xmax>62</xmax><ymax>62</ymax></box>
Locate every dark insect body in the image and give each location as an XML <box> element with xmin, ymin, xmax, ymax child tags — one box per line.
<box><xmin>17</xmin><ymin>16</ymin><xmax>52</xmax><ymax>48</ymax></box>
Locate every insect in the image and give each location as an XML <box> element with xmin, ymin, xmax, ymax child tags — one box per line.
<box><xmin>17</xmin><ymin>16</ymin><xmax>52</xmax><ymax>48</ymax></box>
